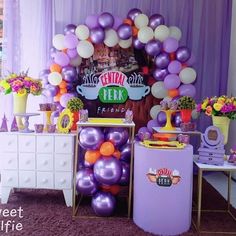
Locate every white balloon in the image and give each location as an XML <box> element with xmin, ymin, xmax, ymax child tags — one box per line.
<box><xmin>169</xmin><ymin>26</ymin><xmax>182</xmax><ymax>40</ymax></box>
<box><xmin>70</xmin><ymin>55</ymin><xmax>82</xmax><ymax>67</ymax></box>
<box><xmin>151</xmin><ymin>81</ymin><xmax>168</xmax><ymax>99</ymax></box>
<box><xmin>192</xmin><ymin>108</ymin><xmax>200</xmax><ymax>120</ymax></box>
<box><xmin>134</xmin><ymin>14</ymin><xmax>149</xmax><ymax>29</ymax></box>
<box><xmin>104</xmin><ymin>29</ymin><xmax>119</xmax><ymax>47</ymax></box>
<box><xmin>76</xmin><ymin>40</ymin><xmax>94</xmax><ymax>59</ymax></box>
<box><xmin>154</xmin><ymin>25</ymin><xmax>170</xmax><ymax>42</ymax></box>
<box><xmin>137</xmin><ymin>26</ymin><xmax>154</xmax><ymax>44</ymax></box>
<box><xmin>119</xmin><ymin>38</ymin><xmax>132</xmax><ymax>49</ymax></box>
<box><xmin>52</xmin><ymin>34</ymin><xmax>65</xmax><ymax>50</ymax></box>
<box><xmin>150</xmin><ymin>105</ymin><xmax>161</xmax><ymax>119</ymax></box>
<box><xmin>179</xmin><ymin>67</ymin><xmax>197</xmax><ymax>84</ymax></box>
<box><xmin>75</xmin><ymin>25</ymin><xmax>90</xmax><ymax>40</ymax></box>
<box><xmin>48</xmin><ymin>72</ymin><xmax>62</xmax><ymax>86</ymax></box>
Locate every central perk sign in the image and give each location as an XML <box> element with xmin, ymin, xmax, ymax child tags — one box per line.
<box><xmin>76</xmin><ymin>71</ymin><xmax>150</xmax><ymax>103</ymax></box>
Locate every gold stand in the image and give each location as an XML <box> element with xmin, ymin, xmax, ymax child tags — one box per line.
<box><xmin>43</xmin><ymin>110</ymin><xmax>53</xmax><ymax>131</ymax></box>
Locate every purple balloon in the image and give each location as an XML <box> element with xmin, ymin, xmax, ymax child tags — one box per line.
<box><xmin>127</xmin><ymin>8</ymin><xmax>142</xmax><ymax>21</ymax></box>
<box><xmin>76</xmin><ymin>169</ymin><xmax>98</xmax><ymax>196</ymax></box>
<box><xmin>157</xmin><ymin>111</ymin><xmax>167</xmax><ymax>126</ymax></box>
<box><xmin>155</xmin><ymin>52</ymin><xmax>170</xmax><ymax>69</ymax></box>
<box><xmin>117</xmin><ymin>23</ymin><xmax>132</xmax><ymax>40</ymax></box>
<box><xmin>179</xmin><ymin>84</ymin><xmax>196</xmax><ymax>97</ymax></box>
<box><xmin>64</xmin><ymin>34</ymin><xmax>78</xmax><ymax>49</ymax></box>
<box><xmin>133</xmin><ymin>38</ymin><xmax>145</xmax><ymax>50</ymax></box>
<box><xmin>168</xmin><ymin>60</ymin><xmax>182</xmax><ymax>74</ymax></box>
<box><xmin>98</xmin><ymin>12</ymin><xmax>114</xmax><ymax>29</ymax></box>
<box><xmin>119</xmin><ymin>162</ymin><xmax>130</xmax><ymax>185</ymax></box>
<box><xmin>163</xmin><ymin>37</ymin><xmax>179</xmax><ymax>53</ymax></box>
<box><xmin>138</xmin><ymin>127</ymin><xmax>152</xmax><ymax>141</ymax></box>
<box><xmin>147</xmin><ymin>119</ymin><xmax>158</xmax><ymax>132</ymax></box>
<box><xmin>145</xmin><ymin>39</ymin><xmax>162</xmax><ymax>56</ymax></box>
<box><xmin>39</xmin><ymin>69</ymin><xmax>50</xmax><ymax>80</ymax></box>
<box><xmin>113</xmin><ymin>16</ymin><xmax>123</xmax><ymax>30</ymax></box>
<box><xmin>61</xmin><ymin>66</ymin><xmax>77</xmax><ymax>82</ymax></box>
<box><xmin>92</xmin><ymin>192</ymin><xmax>116</xmax><ymax>217</ymax></box>
<box><xmin>153</xmin><ymin>68</ymin><xmax>168</xmax><ymax>81</ymax></box>
<box><xmin>79</xmin><ymin>127</ymin><xmax>104</xmax><ymax>150</ymax></box>
<box><xmin>164</xmin><ymin>74</ymin><xmax>181</xmax><ymax>90</ymax></box>
<box><xmin>50</xmin><ymin>47</ymin><xmax>57</xmax><ymax>59</ymax></box>
<box><xmin>59</xmin><ymin>93</ymin><xmax>74</xmax><ymax>108</ymax></box>
<box><xmin>90</xmin><ymin>27</ymin><xmax>105</xmax><ymax>44</ymax></box>
<box><xmin>64</xmin><ymin>24</ymin><xmax>76</xmax><ymax>35</ymax></box>
<box><xmin>66</xmin><ymin>82</ymin><xmax>74</xmax><ymax>92</ymax></box>
<box><xmin>176</xmin><ymin>46</ymin><xmax>191</xmax><ymax>62</ymax></box>
<box><xmin>94</xmin><ymin>157</ymin><xmax>122</xmax><ymax>185</ymax></box>
<box><xmin>54</xmin><ymin>52</ymin><xmax>70</xmax><ymax>67</ymax></box>
<box><xmin>85</xmin><ymin>14</ymin><xmax>99</xmax><ymax>29</ymax></box>
<box><xmin>174</xmin><ymin>112</ymin><xmax>182</xmax><ymax>127</ymax></box>
<box><xmin>106</xmin><ymin>128</ymin><xmax>129</xmax><ymax>148</ymax></box>
<box><xmin>149</xmin><ymin>14</ymin><xmax>165</xmax><ymax>29</ymax></box>
<box><xmin>43</xmin><ymin>84</ymin><xmax>59</xmax><ymax>97</ymax></box>
<box><xmin>67</xmin><ymin>48</ymin><xmax>78</xmax><ymax>58</ymax></box>
<box><xmin>120</xmin><ymin>143</ymin><xmax>131</xmax><ymax>163</ymax></box>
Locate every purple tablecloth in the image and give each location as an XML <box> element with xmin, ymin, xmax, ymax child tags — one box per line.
<box><xmin>133</xmin><ymin>143</ymin><xmax>193</xmax><ymax>236</ymax></box>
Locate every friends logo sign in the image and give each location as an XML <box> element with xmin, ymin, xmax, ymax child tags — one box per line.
<box><xmin>76</xmin><ymin>71</ymin><xmax>150</xmax><ymax>103</ymax></box>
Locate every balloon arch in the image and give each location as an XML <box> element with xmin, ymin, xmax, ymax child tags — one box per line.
<box><xmin>40</xmin><ymin>8</ymin><xmax>197</xmax><ymax>124</ymax></box>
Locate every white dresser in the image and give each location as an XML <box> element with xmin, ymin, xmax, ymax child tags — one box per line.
<box><xmin>0</xmin><ymin>132</ymin><xmax>77</xmax><ymax>207</ymax></box>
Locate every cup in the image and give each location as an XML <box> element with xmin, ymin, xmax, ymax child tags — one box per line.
<box><xmin>39</xmin><ymin>104</ymin><xmax>47</xmax><ymax>111</ymax></box>
<box><xmin>34</xmin><ymin>124</ymin><xmax>44</xmax><ymax>133</ymax></box>
<box><xmin>127</xmin><ymin>85</ymin><xmax>150</xmax><ymax>100</ymax></box>
<box><xmin>47</xmin><ymin>124</ymin><xmax>56</xmax><ymax>133</ymax></box>
<box><xmin>76</xmin><ymin>84</ymin><xmax>99</xmax><ymax>100</ymax></box>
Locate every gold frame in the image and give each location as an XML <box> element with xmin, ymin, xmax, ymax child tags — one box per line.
<box><xmin>72</xmin><ymin>118</ymin><xmax>135</xmax><ymax>219</ymax></box>
<box><xmin>57</xmin><ymin>109</ymin><xmax>74</xmax><ymax>133</ymax></box>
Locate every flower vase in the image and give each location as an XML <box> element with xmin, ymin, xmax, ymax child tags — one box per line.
<box><xmin>180</xmin><ymin>109</ymin><xmax>192</xmax><ymax>123</ymax></box>
<box><xmin>212</xmin><ymin>115</ymin><xmax>230</xmax><ymax>144</ymax></box>
<box><xmin>13</xmin><ymin>93</ymin><xmax>28</xmax><ymax>130</ymax></box>
<box><xmin>71</xmin><ymin>112</ymin><xmax>79</xmax><ymax>131</ymax></box>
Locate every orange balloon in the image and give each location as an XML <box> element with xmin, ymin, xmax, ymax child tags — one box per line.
<box><xmin>123</xmin><ymin>18</ymin><xmax>133</xmax><ymax>26</ymax></box>
<box><xmin>62</xmin><ymin>48</ymin><xmax>67</xmax><ymax>53</ymax></box>
<box><xmin>113</xmin><ymin>150</ymin><xmax>121</xmax><ymax>159</ymax></box>
<box><xmin>54</xmin><ymin>93</ymin><xmax>61</xmax><ymax>102</ymax></box>
<box><xmin>50</xmin><ymin>63</ymin><xmax>62</xmax><ymax>73</ymax></box>
<box><xmin>87</xmin><ymin>37</ymin><xmax>92</xmax><ymax>43</ymax></box>
<box><xmin>85</xmin><ymin>150</ymin><xmax>101</xmax><ymax>164</ymax></box>
<box><xmin>102</xmin><ymin>185</ymin><xmax>120</xmax><ymax>195</ymax></box>
<box><xmin>59</xmin><ymin>80</ymin><xmax>67</xmax><ymax>89</ymax></box>
<box><xmin>182</xmin><ymin>64</ymin><xmax>188</xmax><ymax>68</ymax></box>
<box><xmin>60</xmin><ymin>88</ymin><xmax>67</xmax><ymax>94</ymax></box>
<box><xmin>132</xmin><ymin>26</ymin><xmax>138</xmax><ymax>36</ymax></box>
<box><xmin>100</xmin><ymin>141</ymin><xmax>115</xmax><ymax>156</ymax></box>
<box><xmin>170</xmin><ymin>52</ymin><xmax>176</xmax><ymax>61</ymax></box>
<box><xmin>168</xmin><ymin>89</ymin><xmax>179</xmax><ymax>98</ymax></box>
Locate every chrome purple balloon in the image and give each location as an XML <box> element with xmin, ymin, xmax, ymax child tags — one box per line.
<box><xmin>64</xmin><ymin>24</ymin><xmax>76</xmax><ymax>35</ymax></box>
<box><xmin>120</xmin><ymin>143</ymin><xmax>131</xmax><ymax>163</ymax></box>
<box><xmin>155</xmin><ymin>52</ymin><xmax>170</xmax><ymax>69</ymax></box>
<box><xmin>133</xmin><ymin>38</ymin><xmax>145</xmax><ymax>50</ymax></box>
<box><xmin>174</xmin><ymin>112</ymin><xmax>182</xmax><ymax>127</ymax></box>
<box><xmin>117</xmin><ymin>23</ymin><xmax>132</xmax><ymax>40</ymax></box>
<box><xmin>79</xmin><ymin>127</ymin><xmax>104</xmax><ymax>150</ymax></box>
<box><xmin>43</xmin><ymin>84</ymin><xmax>59</xmax><ymax>97</ymax></box>
<box><xmin>61</xmin><ymin>66</ymin><xmax>77</xmax><ymax>82</ymax></box>
<box><xmin>119</xmin><ymin>162</ymin><xmax>130</xmax><ymax>185</ymax></box>
<box><xmin>92</xmin><ymin>192</ymin><xmax>116</xmax><ymax>217</ymax></box>
<box><xmin>138</xmin><ymin>127</ymin><xmax>152</xmax><ymax>142</ymax></box>
<box><xmin>90</xmin><ymin>27</ymin><xmax>105</xmax><ymax>44</ymax></box>
<box><xmin>127</xmin><ymin>8</ymin><xmax>142</xmax><ymax>21</ymax></box>
<box><xmin>98</xmin><ymin>12</ymin><xmax>114</xmax><ymax>29</ymax></box>
<box><xmin>106</xmin><ymin>127</ymin><xmax>129</xmax><ymax>148</ymax></box>
<box><xmin>176</xmin><ymin>46</ymin><xmax>191</xmax><ymax>62</ymax></box>
<box><xmin>50</xmin><ymin>47</ymin><xmax>57</xmax><ymax>59</ymax></box>
<box><xmin>76</xmin><ymin>168</ymin><xmax>98</xmax><ymax>196</ymax></box>
<box><xmin>149</xmin><ymin>14</ymin><xmax>165</xmax><ymax>29</ymax></box>
<box><xmin>157</xmin><ymin>111</ymin><xmax>167</xmax><ymax>127</ymax></box>
<box><xmin>153</xmin><ymin>68</ymin><xmax>168</xmax><ymax>81</ymax></box>
<box><xmin>94</xmin><ymin>157</ymin><xmax>122</xmax><ymax>185</ymax></box>
<box><xmin>145</xmin><ymin>39</ymin><xmax>162</xmax><ymax>56</ymax></box>
<box><xmin>147</xmin><ymin>119</ymin><xmax>159</xmax><ymax>132</ymax></box>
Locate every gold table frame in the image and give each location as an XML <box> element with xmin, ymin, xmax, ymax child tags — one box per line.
<box><xmin>193</xmin><ymin>159</ymin><xmax>236</xmax><ymax>234</ymax></box>
<box><xmin>72</xmin><ymin>118</ymin><xmax>135</xmax><ymax>219</ymax></box>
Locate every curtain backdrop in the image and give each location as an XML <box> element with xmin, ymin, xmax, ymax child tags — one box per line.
<box><xmin>1</xmin><ymin>0</ymin><xmax>232</xmax><ymax>131</ymax></box>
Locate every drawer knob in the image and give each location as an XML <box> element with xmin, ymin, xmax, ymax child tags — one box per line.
<box><xmin>7</xmin><ymin>141</ymin><xmax>13</xmax><ymax>146</ymax></box>
<box><xmin>44</xmin><ymin>142</ymin><xmax>49</xmax><ymax>147</ymax></box>
<box><xmin>60</xmin><ymin>161</ymin><xmax>66</xmax><ymax>166</ymax></box>
<box><xmin>43</xmin><ymin>160</ymin><xmax>48</xmax><ymax>165</ymax></box>
<box><xmin>42</xmin><ymin>178</ymin><xmax>48</xmax><ymax>184</ymax></box>
<box><xmin>8</xmin><ymin>159</ymin><xmax>12</xmax><ymax>164</ymax></box>
<box><xmin>24</xmin><ymin>177</ymin><xmax>30</xmax><ymax>183</ymax></box>
<box><xmin>7</xmin><ymin>177</ymin><xmax>13</xmax><ymax>182</ymax></box>
<box><xmin>63</xmin><ymin>143</ymin><xmax>68</xmax><ymax>148</ymax></box>
<box><xmin>26</xmin><ymin>160</ymin><xmax>31</xmax><ymax>164</ymax></box>
<box><xmin>60</xmin><ymin>179</ymin><xmax>66</xmax><ymax>184</ymax></box>
<box><xmin>26</xmin><ymin>141</ymin><xmax>31</xmax><ymax>146</ymax></box>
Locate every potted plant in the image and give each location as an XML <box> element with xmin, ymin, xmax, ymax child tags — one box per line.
<box><xmin>177</xmin><ymin>96</ymin><xmax>196</xmax><ymax>123</ymax></box>
<box><xmin>66</xmin><ymin>97</ymin><xmax>84</xmax><ymax>130</ymax></box>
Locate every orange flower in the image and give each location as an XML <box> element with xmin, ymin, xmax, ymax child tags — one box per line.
<box><xmin>205</xmin><ymin>105</ymin><xmax>212</xmax><ymax>116</ymax></box>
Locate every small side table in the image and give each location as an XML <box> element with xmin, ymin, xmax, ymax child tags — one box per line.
<box><xmin>193</xmin><ymin>158</ymin><xmax>236</xmax><ymax>234</ymax></box>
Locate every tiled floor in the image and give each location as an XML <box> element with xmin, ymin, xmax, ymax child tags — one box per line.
<box><xmin>204</xmin><ymin>172</ymin><xmax>236</xmax><ymax>208</ymax></box>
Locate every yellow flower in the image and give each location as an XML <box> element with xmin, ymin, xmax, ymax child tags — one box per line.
<box><xmin>201</xmin><ymin>100</ymin><xmax>209</xmax><ymax>110</ymax></box>
<box><xmin>213</xmin><ymin>103</ymin><xmax>223</xmax><ymax>111</ymax></box>
<box><xmin>0</xmin><ymin>80</ymin><xmax>10</xmax><ymax>90</ymax></box>
<box><xmin>17</xmin><ymin>88</ymin><xmax>27</xmax><ymax>96</ymax></box>
<box><xmin>217</xmin><ymin>97</ymin><xmax>225</xmax><ymax>104</ymax></box>
<box><xmin>205</xmin><ymin>106</ymin><xmax>212</xmax><ymax>116</ymax></box>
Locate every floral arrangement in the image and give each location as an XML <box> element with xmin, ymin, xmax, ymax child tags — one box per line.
<box><xmin>66</xmin><ymin>97</ymin><xmax>84</xmax><ymax>112</ymax></box>
<box><xmin>178</xmin><ymin>96</ymin><xmax>196</xmax><ymax>110</ymax></box>
<box><xmin>0</xmin><ymin>73</ymin><xmax>42</xmax><ymax>96</ymax></box>
<box><xmin>197</xmin><ymin>95</ymin><xmax>236</xmax><ymax>120</ymax></box>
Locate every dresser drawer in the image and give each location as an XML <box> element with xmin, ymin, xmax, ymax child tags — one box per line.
<box><xmin>36</xmin><ymin>136</ymin><xmax>54</xmax><ymax>153</ymax></box>
<box><xmin>2</xmin><ymin>153</ymin><xmax>18</xmax><ymax>169</ymax></box>
<box><xmin>1</xmin><ymin>170</ymin><xmax>18</xmax><ymax>187</ymax></box>
<box><xmin>19</xmin><ymin>171</ymin><xmax>36</xmax><ymax>188</ymax></box>
<box><xmin>1</xmin><ymin>135</ymin><xmax>17</xmax><ymax>152</ymax></box>
<box><xmin>37</xmin><ymin>172</ymin><xmax>53</xmax><ymax>189</ymax></box>
<box><xmin>55</xmin><ymin>136</ymin><xmax>74</xmax><ymax>154</ymax></box>
<box><xmin>55</xmin><ymin>172</ymin><xmax>72</xmax><ymax>189</ymax></box>
<box><xmin>19</xmin><ymin>135</ymin><xmax>35</xmax><ymax>153</ymax></box>
<box><xmin>19</xmin><ymin>153</ymin><xmax>35</xmax><ymax>170</ymax></box>
<box><xmin>55</xmin><ymin>154</ymin><xmax>72</xmax><ymax>172</ymax></box>
<box><xmin>36</xmin><ymin>154</ymin><xmax>53</xmax><ymax>171</ymax></box>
